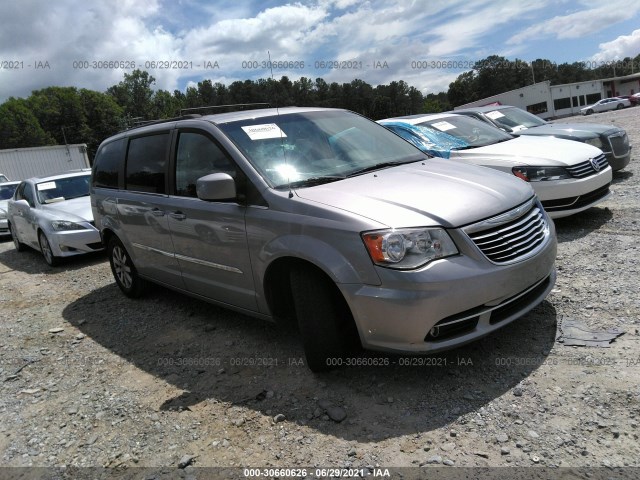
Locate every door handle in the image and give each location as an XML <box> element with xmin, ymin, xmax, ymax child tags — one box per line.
<box><xmin>169</xmin><ymin>211</ymin><xmax>187</xmax><ymax>220</ymax></box>
<box><xmin>151</xmin><ymin>208</ymin><xmax>165</xmax><ymax>217</ymax></box>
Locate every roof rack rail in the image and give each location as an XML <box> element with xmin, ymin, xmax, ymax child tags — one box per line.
<box><xmin>179</xmin><ymin>103</ymin><xmax>271</xmax><ymax>116</ymax></box>
<box><xmin>126</xmin><ymin>114</ymin><xmax>202</xmax><ymax>131</ymax></box>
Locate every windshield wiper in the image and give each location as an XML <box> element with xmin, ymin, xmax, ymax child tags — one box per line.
<box><xmin>346</xmin><ymin>158</ymin><xmax>421</xmax><ymax>177</ymax></box>
<box><xmin>279</xmin><ymin>175</ymin><xmax>345</xmax><ymax>189</ymax></box>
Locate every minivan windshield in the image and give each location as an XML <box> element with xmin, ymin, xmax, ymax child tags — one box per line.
<box><xmin>487</xmin><ymin>107</ymin><xmax>547</xmax><ymax>131</ymax></box>
<box><xmin>218</xmin><ymin>111</ymin><xmax>426</xmax><ymax>188</ymax></box>
<box><xmin>416</xmin><ymin>115</ymin><xmax>513</xmax><ymax>148</ymax></box>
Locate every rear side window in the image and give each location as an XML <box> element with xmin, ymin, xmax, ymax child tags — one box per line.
<box><xmin>93</xmin><ymin>138</ymin><xmax>125</xmax><ymax>188</ymax></box>
<box><xmin>126</xmin><ymin>133</ymin><xmax>170</xmax><ymax>194</ymax></box>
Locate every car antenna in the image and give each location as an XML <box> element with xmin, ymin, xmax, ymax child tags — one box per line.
<box><xmin>268</xmin><ymin>50</ymin><xmax>294</xmax><ymax>198</ymax></box>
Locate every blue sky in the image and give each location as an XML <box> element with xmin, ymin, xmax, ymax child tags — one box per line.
<box><xmin>1</xmin><ymin>0</ymin><xmax>639</xmax><ymax>103</ymax></box>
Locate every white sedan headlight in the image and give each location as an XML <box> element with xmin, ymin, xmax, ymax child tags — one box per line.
<box><xmin>512</xmin><ymin>166</ymin><xmax>570</xmax><ymax>182</ymax></box>
<box><xmin>50</xmin><ymin>220</ymin><xmax>89</xmax><ymax>231</ymax></box>
<box><xmin>362</xmin><ymin>228</ymin><xmax>458</xmax><ymax>269</ymax></box>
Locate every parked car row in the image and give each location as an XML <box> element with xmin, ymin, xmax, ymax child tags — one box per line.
<box><xmin>2</xmin><ymin>105</ymin><xmax>631</xmax><ymax>372</ymax></box>
<box><xmin>378</xmin><ymin>113</ymin><xmax>612</xmax><ymax>219</ymax></box>
<box><xmin>451</xmin><ymin>105</ymin><xmax>631</xmax><ymax>171</ymax></box>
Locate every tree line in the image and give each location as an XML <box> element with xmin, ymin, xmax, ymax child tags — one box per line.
<box><xmin>1</xmin><ymin>54</ymin><xmax>638</xmax><ymax>159</ymax></box>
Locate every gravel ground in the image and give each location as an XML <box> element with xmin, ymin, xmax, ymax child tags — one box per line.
<box><xmin>0</xmin><ymin>108</ymin><xmax>639</xmax><ymax>479</ymax></box>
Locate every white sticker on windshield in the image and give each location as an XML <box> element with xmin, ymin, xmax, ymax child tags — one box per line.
<box><xmin>486</xmin><ymin>110</ymin><xmax>505</xmax><ymax>120</ymax></box>
<box><xmin>431</xmin><ymin>121</ymin><xmax>456</xmax><ymax>132</ymax></box>
<box><xmin>37</xmin><ymin>181</ymin><xmax>56</xmax><ymax>191</ymax></box>
<box><xmin>241</xmin><ymin>124</ymin><xmax>287</xmax><ymax>140</ymax></box>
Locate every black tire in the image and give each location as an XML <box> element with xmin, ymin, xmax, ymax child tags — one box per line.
<box><xmin>587</xmin><ymin>109</ymin><xmax>593</xmax><ymax>115</ymax></box>
<box><xmin>38</xmin><ymin>230</ymin><xmax>60</xmax><ymax>266</ymax></box>
<box><xmin>616</xmin><ymin>103</ymin><xmax>623</xmax><ymax>110</ymax></box>
<box><xmin>108</xmin><ymin>236</ymin><xmax>146</xmax><ymax>298</ymax></box>
<box><xmin>9</xmin><ymin>223</ymin><xmax>25</xmax><ymax>252</ymax></box>
<box><xmin>290</xmin><ymin>265</ymin><xmax>359</xmax><ymax>372</ymax></box>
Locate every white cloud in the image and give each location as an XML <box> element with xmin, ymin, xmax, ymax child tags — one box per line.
<box><xmin>429</xmin><ymin>0</ymin><xmax>546</xmax><ymax>57</ymax></box>
<box><xmin>2</xmin><ymin>0</ymin><xmax>640</xmax><ymax>103</ymax></box>
<box><xmin>508</xmin><ymin>0</ymin><xmax>640</xmax><ymax>44</ymax></box>
<box><xmin>591</xmin><ymin>29</ymin><xmax>640</xmax><ymax>62</ymax></box>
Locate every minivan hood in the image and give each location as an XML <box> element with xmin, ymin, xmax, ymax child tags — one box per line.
<box><xmin>517</xmin><ymin>122</ymin><xmax>621</xmax><ymax>138</ymax></box>
<box><xmin>41</xmin><ymin>196</ymin><xmax>94</xmax><ymax>222</ymax></box>
<box><xmin>457</xmin><ymin>136</ymin><xmax>603</xmax><ymax>167</ymax></box>
<box><xmin>294</xmin><ymin>159</ymin><xmax>534</xmax><ymax>228</ymax></box>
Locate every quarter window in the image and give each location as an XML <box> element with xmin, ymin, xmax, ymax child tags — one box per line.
<box><xmin>125</xmin><ymin>133</ymin><xmax>170</xmax><ymax>194</ymax></box>
<box><xmin>175</xmin><ymin>132</ymin><xmax>237</xmax><ymax>198</ymax></box>
<box><xmin>93</xmin><ymin>138</ymin><xmax>125</xmax><ymax>188</ymax></box>
<box><xmin>16</xmin><ymin>183</ymin><xmax>35</xmax><ymax>208</ymax></box>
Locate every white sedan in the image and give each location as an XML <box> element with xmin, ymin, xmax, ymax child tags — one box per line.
<box><xmin>7</xmin><ymin>170</ymin><xmax>103</xmax><ymax>266</ymax></box>
<box><xmin>379</xmin><ymin>113</ymin><xmax>612</xmax><ymax>219</ymax></box>
<box><xmin>0</xmin><ymin>181</ymin><xmax>20</xmax><ymax>236</ymax></box>
<box><xmin>580</xmin><ymin>97</ymin><xmax>631</xmax><ymax>115</ymax></box>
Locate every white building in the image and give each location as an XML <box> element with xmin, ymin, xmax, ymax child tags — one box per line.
<box><xmin>454</xmin><ymin>73</ymin><xmax>640</xmax><ymax>119</ymax></box>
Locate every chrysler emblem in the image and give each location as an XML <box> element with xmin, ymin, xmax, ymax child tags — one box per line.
<box><xmin>590</xmin><ymin>157</ymin><xmax>600</xmax><ymax>172</ymax></box>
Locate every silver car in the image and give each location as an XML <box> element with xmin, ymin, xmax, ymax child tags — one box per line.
<box><xmin>8</xmin><ymin>171</ymin><xmax>103</xmax><ymax>266</ymax></box>
<box><xmin>91</xmin><ymin>107</ymin><xmax>557</xmax><ymax>372</ymax></box>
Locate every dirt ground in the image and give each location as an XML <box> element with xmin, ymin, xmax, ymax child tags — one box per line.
<box><xmin>1</xmin><ymin>108</ymin><xmax>639</xmax><ymax>479</ymax></box>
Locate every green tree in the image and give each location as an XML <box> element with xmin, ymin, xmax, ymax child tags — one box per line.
<box><xmin>448</xmin><ymin>70</ymin><xmax>477</xmax><ymax>107</ymax></box>
<box><xmin>79</xmin><ymin>89</ymin><xmax>124</xmax><ymax>157</ymax></box>
<box><xmin>27</xmin><ymin>87</ymin><xmax>91</xmax><ymax>145</ymax></box>
<box><xmin>0</xmin><ymin>97</ymin><xmax>54</xmax><ymax>148</ymax></box>
<box><xmin>107</xmin><ymin>69</ymin><xmax>156</xmax><ymax>120</ymax></box>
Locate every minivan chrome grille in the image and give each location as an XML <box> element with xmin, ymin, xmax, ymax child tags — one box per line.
<box><xmin>565</xmin><ymin>154</ymin><xmax>608</xmax><ymax>178</ymax></box>
<box><xmin>464</xmin><ymin>201</ymin><xmax>549</xmax><ymax>264</ymax></box>
<box><xmin>607</xmin><ymin>132</ymin><xmax>630</xmax><ymax>158</ymax></box>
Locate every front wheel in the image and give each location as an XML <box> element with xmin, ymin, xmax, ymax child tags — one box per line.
<box><xmin>587</xmin><ymin>109</ymin><xmax>593</xmax><ymax>115</ymax></box>
<box><xmin>9</xmin><ymin>223</ymin><xmax>25</xmax><ymax>252</ymax></box>
<box><xmin>290</xmin><ymin>265</ymin><xmax>359</xmax><ymax>372</ymax></box>
<box><xmin>108</xmin><ymin>236</ymin><xmax>146</xmax><ymax>297</ymax></box>
<box><xmin>38</xmin><ymin>231</ymin><xmax>60</xmax><ymax>266</ymax></box>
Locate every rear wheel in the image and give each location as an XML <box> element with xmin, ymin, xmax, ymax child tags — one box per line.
<box><xmin>290</xmin><ymin>265</ymin><xmax>359</xmax><ymax>372</ymax></box>
<box><xmin>38</xmin><ymin>231</ymin><xmax>60</xmax><ymax>266</ymax></box>
<box><xmin>9</xmin><ymin>223</ymin><xmax>25</xmax><ymax>252</ymax></box>
<box><xmin>616</xmin><ymin>103</ymin><xmax>623</xmax><ymax>109</ymax></box>
<box><xmin>108</xmin><ymin>236</ymin><xmax>146</xmax><ymax>297</ymax></box>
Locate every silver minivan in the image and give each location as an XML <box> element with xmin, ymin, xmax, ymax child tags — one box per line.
<box><xmin>91</xmin><ymin>107</ymin><xmax>557</xmax><ymax>372</ymax></box>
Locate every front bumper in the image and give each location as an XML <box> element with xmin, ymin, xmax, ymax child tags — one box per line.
<box><xmin>338</xmin><ymin>223</ymin><xmax>557</xmax><ymax>354</ymax></box>
<box><xmin>47</xmin><ymin>229</ymin><xmax>104</xmax><ymax>257</ymax></box>
<box><xmin>604</xmin><ymin>151</ymin><xmax>631</xmax><ymax>171</ymax></box>
<box><xmin>532</xmin><ymin>167</ymin><xmax>612</xmax><ymax>219</ymax></box>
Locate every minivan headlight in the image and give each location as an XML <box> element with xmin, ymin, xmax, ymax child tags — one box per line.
<box><xmin>362</xmin><ymin>228</ymin><xmax>458</xmax><ymax>269</ymax></box>
<box><xmin>512</xmin><ymin>166</ymin><xmax>570</xmax><ymax>182</ymax></box>
<box><xmin>584</xmin><ymin>137</ymin><xmax>603</xmax><ymax>149</ymax></box>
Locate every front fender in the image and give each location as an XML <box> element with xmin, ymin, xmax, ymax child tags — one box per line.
<box><xmin>260</xmin><ymin>234</ymin><xmax>380</xmax><ymax>285</ymax></box>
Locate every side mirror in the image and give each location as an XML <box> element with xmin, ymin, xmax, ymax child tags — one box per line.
<box><xmin>196</xmin><ymin>173</ymin><xmax>236</xmax><ymax>201</ymax></box>
<box><xmin>13</xmin><ymin>199</ymin><xmax>31</xmax><ymax>210</ymax></box>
